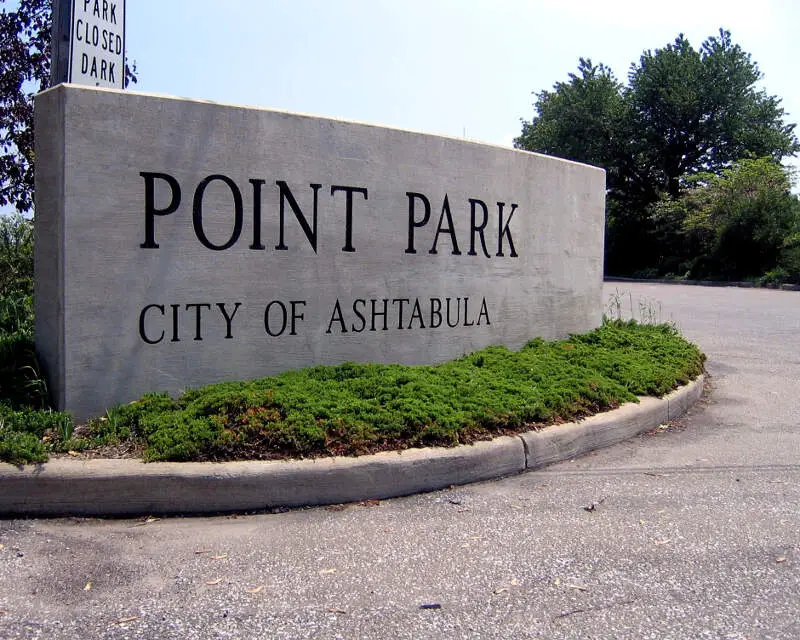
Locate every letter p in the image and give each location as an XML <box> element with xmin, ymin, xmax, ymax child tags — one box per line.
<box><xmin>140</xmin><ymin>172</ymin><xmax>181</xmax><ymax>248</ymax></box>
<box><xmin>405</xmin><ymin>192</ymin><xmax>431</xmax><ymax>254</ymax></box>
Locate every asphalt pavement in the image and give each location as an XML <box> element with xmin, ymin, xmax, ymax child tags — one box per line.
<box><xmin>1</xmin><ymin>283</ymin><xmax>798</xmax><ymax>639</ymax></box>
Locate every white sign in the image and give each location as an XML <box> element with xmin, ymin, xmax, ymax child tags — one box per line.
<box><xmin>68</xmin><ymin>0</ymin><xmax>125</xmax><ymax>89</ymax></box>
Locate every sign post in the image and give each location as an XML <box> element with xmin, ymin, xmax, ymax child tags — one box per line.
<box><xmin>49</xmin><ymin>0</ymin><xmax>126</xmax><ymax>89</ymax></box>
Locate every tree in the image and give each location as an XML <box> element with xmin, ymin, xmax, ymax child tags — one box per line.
<box><xmin>0</xmin><ymin>0</ymin><xmax>136</xmax><ymax>214</ymax></box>
<box><xmin>680</xmin><ymin>158</ymin><xmax>800</xmax><ymax>280</ymax></box>
<box><xmin>627</xmin><ymin>30</ymin><xmax>798</xmax><ymax>198</ymax></box>
<box><xmin>515</xmin><ymin>58</ymin><xmax>624</xmax><ymax>170</ymax></box>
<box><xmin>515</xmin><ymin>29</ymin><xmax>800</xmax><ymax>276</ymax></box>
<box><xmin>0</xmin><ymin>0</ymin><xmax>49</xmax><ymax>213</ymax></box>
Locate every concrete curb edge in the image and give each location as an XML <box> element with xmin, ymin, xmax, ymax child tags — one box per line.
<box><xmin>605</xmin><ymin>276</ymin><xmax>800</xmax><ymax>291</ymax></box>
<box><xmin>0</xmin><ymin>375</ymin><xmax>706</xmax><ymax>517</ymax></box>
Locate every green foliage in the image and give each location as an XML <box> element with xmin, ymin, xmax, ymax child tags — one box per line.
<box><xmin>776</xmin><ymin>232</ymin><xmax>800</xmax><ymax>283</ymax></box>
<box><xmin>515</xmin><ymin>29</ymin><xmax>799</xmax><ymax>277</ymax></box>
<box><xmin>648</xmin><ymin>158</ymin><xmax>800</xmax><ymax>281</ymax></box>
<box><xmin>0</xmin><ymin>213</ymin><xmax>33</xmax><ymax>304</ymax></box>
<box><xmin>0</xmin><ymin>0</ymin><xmax>50</xmax><ymax>212</ymax></box>
<box><xmin>0</xmin><ymin>213</ymin><xmax>47</xmax><ymax>407</ymax></box>
<box><xmin>0</xmin><ymin>320</ymin><xmax>706</xmax><ymax>465</ymax></box>
<box><xmin>0</xmin><ymin>404</ymin><xmax>72</xmax><ymax>464</ymax></box>
<box><xmin>627</xmin><ymin>32</ymin><xmax>797</xmax><ymax>195</ymax></box>
<box><xmin>4</xmin><ymin>320</ymin><xmax>701</xmax><ymax>464</ymax></box>
<box><xmin>515</xmin><ymin>58</ymin><xmax>626</xmax><ymax>174</ymax></box>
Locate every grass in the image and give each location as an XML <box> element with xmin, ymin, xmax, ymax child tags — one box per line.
<box><xmin>0</xmin><ymin>319</ymin><xmax>705</xmax><ymax>465</ymax></box>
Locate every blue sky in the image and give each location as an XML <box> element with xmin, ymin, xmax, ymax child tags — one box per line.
<box><xmin>124</xmin><ymin>0</ymin><xmax>800</xmax><ymax>176</ymax></box>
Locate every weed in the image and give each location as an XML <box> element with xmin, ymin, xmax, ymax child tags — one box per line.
<box><xmin>0</xmin><ymin>405</ymin><xmax>73</xmax><ymax>463</ymax></box>
<box><xmin>605</xmin><ymin>288</ymin><xmax>672</xmax><ymax>327</ymax></box>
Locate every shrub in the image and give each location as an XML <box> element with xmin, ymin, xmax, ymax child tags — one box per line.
<box><xmin>68</xmin><ymin>319</ymin><xmax>705</xmax><ymax>463</ymax></box>
<box><xmin>0</xmin><ymin>214</ymin><xmax>47</xmax><ymax>408</ymax></box>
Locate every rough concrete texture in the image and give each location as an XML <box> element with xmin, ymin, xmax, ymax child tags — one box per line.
<box><xmin>666</xmin><ymin>373</ymin><xmax>705</xmax><ymax>420</ymax></box>
<box><xmin>521</xmin><ymin>395</ymin><xmax>670</xmax><ymax>469</ymax></box>
<box><xmin>0</xmin><ymin>435</ymin><xmax>527</xmax><ymax>517</ymax></box>
<box><xmin>2</xmin><ymin>284</ymin><xmax>797</xmax><ymax>639</ymax></box>
<box><xmin>34</xmin><ymin>84</ymin><xmax>605</xmax><ymax>420</ymax></box>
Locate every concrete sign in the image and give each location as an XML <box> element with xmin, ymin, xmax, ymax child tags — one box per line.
<box><xmin>68</xmin><ymin>0</ymin><xmax>125</xmax><ymax>88</ymax></box>
<box><xmin>35</xmin><ymin>85</ymin><xmax>605</xmax><ymax>421</ymax></box>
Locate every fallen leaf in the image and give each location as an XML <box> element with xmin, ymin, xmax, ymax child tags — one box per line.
<box><xmin>327</xmin><ymin>608</ymin><xmax>347</xmax><ymax>614</ymax></box>
<box><xmin>583</xmin><ymin>497</ymin><xmax>606</xmax><ymax>512</ymax></box>
<box><xmin>566</xmin><ymin>583</ymin><xmax>588</xmax><ymax>592</ymax></box>
<box><xmin>0</xmin><ymin>610</ymin><xmax>7</xmax><ymax>615</ymax></box>
<box><xmin>775</xmin><ymin>556</ymin><xmax>787</xmax><ymax>563</ymax></box>
<box><xmin>247</xmin><ymin>585</ymin><xmax>265</xmax><ymax>594</ymax></box>
<box><xmin>554</xmin><ymin>578</ymin><xmax>562</xmax><ymax>586</ymax></box>
<box><xmin>419</xmin><ymin>603</ymin><xmax>441</xmax><ymax>610</ymax></box>
<box><xmin>319</xmin><ymin>568</ymin><xmax>337</xmax><ymax>575</ymax></box>
<box><xmin>133</xmin><ymin>516</ymin><xmax>160</xmax><ymax>527</ymax></box>
<box><xmin>326</xmin><ymin>504</ymin><xmax>347</xmax><ymax>512</ymax></box>
<box><xmin>205</xmin><ymin>578</ymin><xmax>223</xmax><ymax>585</ymax></box>
<box><xmin>68</xmin><ymin>450</ymin><xmax>80</xmax><ymax>456</ymax></box>
<box><xmin>359</xmin><ymin>500</ymin><xmax>380</xmax><ymax>507</ymax></box>
<box><xmin>654</xmin><ymin>539</ymin><xmax>671</xmax><ymax>546</ymax></box>
<box><xmin>554</xmin><ymin>608</ymin><xmax>587</xmax><ymax>620</ymax></box>
<box><xmin>112</xmin><ymin>616</ymin><xmax>138</xmax><ymax>625</ymax></box>
<box><xmin>83</xmin><ymin>582</ymin><xmax>92</xmax><ymax>591</ymax></box>
<box><xmin>493</xmin><ymin>587</ymin><xmax>509</xmax><ymax>594</ymax></box>
<box><xmin>194</xmin><ymin>549</ymin><xmax>212</xmax><ymax>555</ymax></box>
<box><xmin>639</xmin><ymin>520</ymin><xmax>646</xmax><ymax>525</ymax></box>
<box><xmin>210</xmin><ymin>554</ymin><xmax>228</xmax><ymax>560</ymax></box>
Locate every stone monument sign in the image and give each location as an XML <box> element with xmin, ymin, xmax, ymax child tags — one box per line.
<box><xmin>35</xmin><ymin>84</ymin><xmax>605</xmax><ymax>421</ymax></box>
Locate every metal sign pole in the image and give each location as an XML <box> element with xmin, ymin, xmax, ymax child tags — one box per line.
<box><xmin>50</xmin><ymin>0</ymin><xmax>72</xmax><ymax>87</ymax></box>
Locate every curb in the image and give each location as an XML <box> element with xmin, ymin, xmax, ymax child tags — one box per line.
<box><xmin>0</xmin><ymin>375</ymin><xmax>705</xmax><ymax>517</ymax></box>
<box><xmin>605</xmin><ymin>277</ymin><xmax>800</xmax><ymax>291</ymax></box>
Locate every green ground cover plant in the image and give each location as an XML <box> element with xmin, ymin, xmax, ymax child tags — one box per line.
<box><xmin>0</xmin><ymin>319</ymin><xmax>705</xmax><ymax>465</ymax></box>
